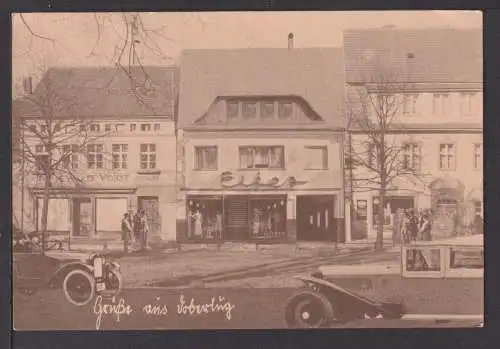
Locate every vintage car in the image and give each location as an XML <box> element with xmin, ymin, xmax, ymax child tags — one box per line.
<box><xmin>13</xmin><ymin>233</ymin><xmax>123</xmax><ymax>306</ymax></box>
<box><xmin>285</xmin><ymin>235</ymin><xmax>484</xmax><ymax>328</ymax></box>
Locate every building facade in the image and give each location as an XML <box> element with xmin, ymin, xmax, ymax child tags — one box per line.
<box><xmin>16</xmin><ymin>66</ymin><xmax>179</xmax><ymax>242</ymax></box>
<box><xmin>176</xmin><ymin>45</ymin><xmax>347</xmax><ymax>242</ymax></box>
<box><xmin>343</xmin><ymin>28</ymin><xmax>483</xmax><ymax>240</ymax></box>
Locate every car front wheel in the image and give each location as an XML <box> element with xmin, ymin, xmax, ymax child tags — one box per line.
<box><xmin>63</xmin><ymin>269</ymin><xmax>96</xmax><ymax>306</ymax></box>
<box><xmin>284</xmin><ymin>290</ymin><xmax>337</xmax><ymax>328</ymax></box>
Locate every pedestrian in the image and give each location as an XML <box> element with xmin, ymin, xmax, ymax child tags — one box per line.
<box><xmin>133</xmin><ymin>210</ymin><xmax>142</xmax><ymax>247</ymax></box>
<box><xmin>121</xmin><ymin>213</ymin><xmax>133</xmax><ymax>253</ymax></box>
<box><xmin>419</xmin><ymin>212</ymin><xmax>433</xmax><ymax>241</ymax></box>
<box><xmin>409</xmin><ymin>209</ymin><xmax>419</xmax><ymax>242</ymax></box>
<box><xmin>136</xmin><ymin>209</ymin><xmax>149</xmax><ymax>251</ymax></box>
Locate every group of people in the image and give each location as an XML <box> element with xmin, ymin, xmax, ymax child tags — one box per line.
<box><xmin>394</xmin><ymin>208</ymin><xmax>433</xmax><ymax>244</ymax></box>
<box><xmin>121</xmin><ymin>209</ymin><xmax>149</xmax><ymax>252</ymax></box>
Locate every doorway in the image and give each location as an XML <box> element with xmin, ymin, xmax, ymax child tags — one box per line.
<box><xmin>296</xmin><ymin>195</ymin><xmax>336</xmax><ymax>241</ymax></box>
<box><xmin>72</xmin><ymin>198</ymin><xmax>92</xmax><ymax>236</ymax></box>
<box><xmin>138</xmin><ymin>196</ymin><xmax>161</xmax><ymax>238</ymax></box>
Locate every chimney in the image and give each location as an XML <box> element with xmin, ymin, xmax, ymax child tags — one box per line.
<box><xmin>288</xmin><ymin>33</ymin><xmax>294</xmax><ymax>50</ymax></box>
<box><xmin>22</xmin><ymin>77</ymin><xmax>32</xmax><ymax>95</ymax></box>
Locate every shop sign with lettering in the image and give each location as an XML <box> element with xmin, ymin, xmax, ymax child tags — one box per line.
<box><xmin>220</xmin><ymin>171</ymin><xmax>307</xmax><ymax>189</ymax></box>
<box><xmin>82</xmin><ymin>174</ymin><xmax>131</xmax><ymax>184</ymax></box>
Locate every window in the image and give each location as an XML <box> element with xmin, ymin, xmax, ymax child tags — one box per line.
<box><xmin>112</xmin><ymin>144</ymin><xmax>128</xmax><ymax>169</ymax></box>
<box><xmin>260</xmin><ymin>102</ymin><xmax>275</xmax><ymax>119</ymax></box>
<box><xmin>242</xmin><ymin>102</ymin><xmax>257</xmax><ymax>119</ymax></box>
<box><xmin>460</xmin><ymin>92</ymin><xmax>478</xmax><ymax>116</ymax></box>
<box><xmin>450</xmin><ymin>247</ymin><xmax>483</xmax><ymax>270</ymax></box>
<box><xmin>278</xmin><ymin>102</ymin><xmax>293</xmax><ymax>119</ymax></box>
<box><xmin>433</xmin><ymin>94</ymin><xmax>450</xmax><ymax>116</ymax></box>
<box><xmin>115</xmin><ymin>123</ymin><xmax>126</xmax><ymax>132</ymax></box>
<box><xmin>130</xmin><ymin>124</ymin><xmax>136</xmax><ymax>132</ymax></box>
<box><xmin>34</xmin><ymin>145</ymin><xmax>49</xmax><ymax>171</ymax></box>
<box><xmin>87</xmin><ymin>144</ymin><xmax>104</xmax><ymax>169</ymax></box>
<box><xmin>403</xmin><ymin>94</ymin><xmax>418</xmax><ymax>116</ymax></box>
<box><xmin>227</xmin><ymin>101</ymin><xmax>239</xmax><ymax>119</ymax></box>
<box><xmin>473</xmin><ymin>143</ymin><xmax>482</xmax><ymax>170</ymax></box>
<box><xmin>90</xmin><ymin>124</ymin><xmax>101</xmax><ymax>132</ymax></box>
<box><xmin>439</xmin><ymin>144</ymin><xmax>455</xmax><ymax>170</ymax></box>
<box><xmin>239</xmin><ymin>146</ymin><xmax>284</xmax><ymax>169</ymax></box>
<box><xmin>405</xmin><ymin>248</ymin><xmax>441</xmax><ymax>272</ymax></box>
<box><xmin>62</xmin><ymin>144</ymin><xmax>79</xmax><ymax>169</ymax></box>
<box><xmin>402</xmin><ymin>143</ymin><xmax>420</xmax><ymax>171</ymax></box>
<box><xmin>194</xmin><ymin>146</ymin><xmax>218</xmax><ymax>170</ymax></box>
<box><xmin>28</xmin><ymin>124</ymin><xmax>37</xmax><ymax>133</ymax></box>
<box><xmin>79</xmin><ymin>124</ymin><xmax>86</xmax><ymax>132</ymax></box>
<box><xmin>474</xmin><ymin>201</ymin><xmax>483</xmax><ymax>215</ymax></box>
<box><xmin>154</xmin><ymin>123</ymin><xmax>160</xmax><ymax>131</ymax></box>
<box><xmin>367</xmin><ymin>143</ymin><xmax>379</xmax><ymax>168</ymax></box>
<box><xmin>141</xmin><ymin>123</ymin><xmax>151</xmax><ymax>132</ymax></box>
<box><xmin>304</xmin><ymin>146</ymin><xmax>328</xmax><ymax>170</ymax></box>
<box><xmin>105</xmin><ymin>123</ymin><xmax>111</xmax><ymax>132</ymax></box>
<box><xmin>140</xmin><ymin>144</ymin><xmax>156</xmax><ymax>169</ymax></box>
<box><xmin>41</xmin><ymin>124</ymin><xmax>48</xmax><ymax>133</ymax></box>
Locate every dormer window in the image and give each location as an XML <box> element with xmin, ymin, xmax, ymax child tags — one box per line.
<box><xmin>260</xmin><ymin>102</ymin><xmax>275</xmax><ymax>119</ymax></box>
<box><xmin>278</xmin><ymin>102</ymin><xmax>293</xmax><ymax>120</ymax></box>
<box><xmin>227</xmin><ymin>101</ymin><xmax>239</xmax><ymax>120</ymax></box>
<box><xmin>242</xmin><ymin>102</ymin><xmax>257</xmax><ymax>119</ymax></box>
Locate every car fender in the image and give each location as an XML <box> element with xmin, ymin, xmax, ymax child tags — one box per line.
<box><xmin>49</xmin><ymin>262</ymin><xmax>94</xmax><ymax>289</ymax></box>
<box><xmin>294</xmin><ymin>275</ymin><xmax>406</xmax><ymax>320</ymax></box>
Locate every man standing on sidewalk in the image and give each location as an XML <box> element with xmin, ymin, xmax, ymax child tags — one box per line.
<box><xmin>121</xmin><ymin>213</ymin><xmax>133</xmax><ymax>253</ymax></box>
<box><xmin>134</xmin><ymin>209</ymin><xmax>149</xmax><ymax>251</ymax></box>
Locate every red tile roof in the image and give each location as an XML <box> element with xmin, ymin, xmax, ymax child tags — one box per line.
<box><xmin>343</xmin><ymin>28</ymin><xmax>482</xmax><ymax>84</ymax></box>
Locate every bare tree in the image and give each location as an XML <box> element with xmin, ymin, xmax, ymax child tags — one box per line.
<box><xmin>17</xmin><ymin>76</ymin><xmax>113</xmax><ymax>253</ymax></box>
<box><xmin>346</xmin><ymin>71</ymin><xmax>432</xmax><ymax>250</ymax></box>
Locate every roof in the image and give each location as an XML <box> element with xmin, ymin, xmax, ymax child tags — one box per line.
<box><xmin>343</xmin><ymin>28</ymin><xmax>482</xmax><ymax>84</ymax></box>
<box><xmin>177</xmin><ymin>48</ymin><xmax>346</xmax><ymax>128</ymax></box>
<box><xmin>18</xmin><ymin>66</ymin><xmax>179</xmax><ymax>119</ymax></box>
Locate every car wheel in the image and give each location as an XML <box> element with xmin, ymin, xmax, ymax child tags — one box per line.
<box><xmin>284</xmin><ymin>290</ymin><xmax>337</xmax><ymax>328</ymax></box>
<box><xmin>63</xmin><ymin>269</ymin><xmax>96</xmax><ymax>306</ymax></box>
<box><xmin>100</xmin><ymin>268</ymin><xmax>124</xmax><ymax>297</ymax></box>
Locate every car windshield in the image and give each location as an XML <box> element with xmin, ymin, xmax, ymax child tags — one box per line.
<box><xmin>450</xmin><ymin>247</ymin><xmax>484</xmax><ymax>269</ymax></box>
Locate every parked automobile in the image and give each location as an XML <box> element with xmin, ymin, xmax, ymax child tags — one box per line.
<box><xmin>13</xmin><ymin>229</ymin><xmax>123</xmax><ymax>306</ymax></box>
<box><xmin>285</xmin><ymin>235</ymin><xmax>484</xmax><ymax>328</ymax></box>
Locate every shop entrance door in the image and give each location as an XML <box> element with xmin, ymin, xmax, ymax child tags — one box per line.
<box><xmin>297</xmin><ymin>195</ymin><xmax>336</xmax><ymax>241</ymax></box>
<box><xmin>138</xmin><ymin>196</ymin><xmax>161</xmax><ymax>238</ymax></box>
<box><xmin>72</xmin><ymin>198</ymin><xmax>92</xmax><ymax>237</ymax></box>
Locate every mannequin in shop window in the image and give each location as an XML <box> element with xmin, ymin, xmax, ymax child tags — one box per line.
<box><xmin>191</xmin><ymin>208</ymin><xmax>203</xmax><ymax>238</ymax></box>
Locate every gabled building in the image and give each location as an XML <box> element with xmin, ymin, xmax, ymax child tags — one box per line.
<box><xmin>176</xmin><ymin>37</ymin><xmax>347</xmax><ymax>242</ymax></box>
<box><xmin>343</xmin><ymin>28</ymin><xmax>483</xmax><ymax>239</ymax></box>
<box><xmin>15</xmin><ymin>66</ymin><xmax>179</xmax><ymax>242</ymax></box>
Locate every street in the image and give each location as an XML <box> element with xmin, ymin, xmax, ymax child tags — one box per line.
<box><xmin>13</xmin><ymin>287</ymin><xmax>479</xmax><ymax>330</ymax></box>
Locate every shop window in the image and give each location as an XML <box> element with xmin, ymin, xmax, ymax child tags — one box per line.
<box><xmin>402</xmin><ymin>143</ymin><xmax>420</xmax><ymax>171</ymax></box>
<box><xmin>87</xmin><ymin>144</ymin><xmax>104</xmax><ymax>169</ymax></box>
<box><xmin>304</xmin><ymin>146</ymin><xmax>328</xmax><ymax>170</ymax></box>
<box><xmin>62</xmin><ymin>144</ymin><xmax>79</xmax><ymax>170</ymax></box>
<box><xmin>140</xmin><ymin>143</ymin><xmax>156</xmax><ymax>169</ymax></box>
<box><xmin>473</xmin><ymin>143</ymin><xmax>482</xmax><ymax>170</ymax></box>
<box><xmin>194</xmin><ymin>146</ymin><xmax>218</xmax><ymax>170</ymax></box>
<box><xmin>141</xmin><ymin>123</ymin><xmax>151</xmax><ymax>132</ymax></box>
<box><xmin>278</xmin><ymin>102</ymin><xmax>293</xmax><ymax>120</ymax></box>
<box><xmin>239</xmin><ymin>146</ymin><xmax>284</xmax><ymax>169</ymax></box>
<box><xmin>260</xmin><ymin>102</ymin><xmax>275</xmax><ymax>119</ymax></box>
<box><xmin>112</xmin><ymin>144</ymin><xmax>128</xmax><ymax>169</ymax></box>
<box><xmin>242</xmin><ymin>102</ymin><xmax>257</xmax><ymax>119</ymax></box>
<box><xmin>187</xmin><ymin>197</ymin><xmax>223</xmax><ymax>240</ymax></box>
<box><xmin>439</xmin><ymin>144</ymin><xmax>455</xmax><ymax>170</ymax></box>
<box><xmin>249</xmin><ymin>197</ymin><xmax>287</xmax><ymax>239</ymax></box>
<box><xmin>226</xmin><ymin>101</ymin><xmax>239</xmax><ymax>120</ymax></box>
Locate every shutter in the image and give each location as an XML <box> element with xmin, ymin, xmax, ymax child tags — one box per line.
<box><xmin>226</xmin><ymin>199</ymin><xmax>249</xmax><ymax>227</ymax></box>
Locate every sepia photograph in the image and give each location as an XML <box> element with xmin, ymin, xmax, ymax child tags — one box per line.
<box><xmin>11</xmin><ymin>10</ymin><xmax>483</xmax><ymax>330</ymax></box>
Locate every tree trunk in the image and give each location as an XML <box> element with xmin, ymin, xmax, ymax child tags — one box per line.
<box><xmin>40</xmin><ymin>174</ymin><xmax>51</xmax><ymax>254</ymax></box>
<box><xmin>375</xmin><ymin>188</ymin><xmax>386</xmax><ymax>251</ymax></box>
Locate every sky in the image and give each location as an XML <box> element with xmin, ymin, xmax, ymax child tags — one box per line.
<box><xmin>12</xmin><ymin>11</ymin><xmax>482</xmax><ymax>92</ymax></box>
